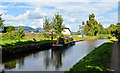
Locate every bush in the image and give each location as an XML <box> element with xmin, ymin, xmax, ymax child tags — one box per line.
<box><xmin>106</xmin><ymin>34</ymin><xmax>112</xmax><ymax>39</ymax></box>
<box><xmin>118</xmin><ymin>34</ymin><xmax>120</xmax><ymax>42</ymax></box>
<box><xmin>2</xmin><ymin>26</ymin><xmax>25</xmax><ymax>41</ymax></box>
<box><xmin>2</xmin><ymin>31</ymin><xmax>17</xmax><ymax>40</ymax></box>
<box><xmin>43</xmin><ymin>33</ymin><xmax>50</xmax><ymax>38</ymax></box>
<box><xmin>4</xmin><ymin>26</ymin><xmax>15</xmax><ymax>33</ymax></box>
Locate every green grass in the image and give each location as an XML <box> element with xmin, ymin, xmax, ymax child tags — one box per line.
<box><xmin>1</xmin><ymin>36</ymin><xmax>97</xmax><ymax>49</ymax></box>
<box><xmin>66</xmin><ymin>39</ymin><xmax>114</xmax><ymax>73</ymax></box>
<box><xmin>74</xmin><ymin>36</ymin><xmax>97</xmax><ymax>41</ymax></box>
<box><xmin>1</xmin><ymin>38</ymin><xmax>57</xmax><ymax>48</ymax></box>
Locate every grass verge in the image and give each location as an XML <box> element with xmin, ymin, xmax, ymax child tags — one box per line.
<box><xmin>65</xmin><ymin>39</ymin><xmax>114</xmax><ymax>73</ymax></box>
<box><xmin>1</xmin><ymin>38</ymin><xmax>57</xmax><ymax>49</ymax></box>
<box><xmin>1</xmin><ymin>36</ymin><xmax>97</xmax><ymax>48</ymax></box>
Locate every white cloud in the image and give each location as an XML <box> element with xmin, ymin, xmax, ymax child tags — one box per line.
<box><xmin>65</xmin><ymin>25</ymin><xmax>70</xmax><ymax>28</ymax></box>
<box><xmin>0</xmin><ymin>0</ymin><xmax>119</xmax><ymax>2</ymax></box>
<box><xmin>0</xmin><ymin>10</ymin><xmax>7</xmax><ymax>13</ymax></box>
<box><xmin>31</xmin><ymin>19</ymin><xmax>44</xmax><ymax>28</ymax></box>
<box><xmin>2</xmin><ymin>2</ymin><xmax>118</xmax><ymax>32</ymax></box>
<box><xmin>18</xmin><ymin>23</ymin><xmax>25</xmax><ymax>26</ymax></box>
<box><xmin>0</xmin><ymin>5</ymin><xmax>8</xmax><ymax>9</ymax></box>
<box><xmin>4</xmin><ymin>21</ymin><xmax>25</xmax><ymax>26</ymax></box>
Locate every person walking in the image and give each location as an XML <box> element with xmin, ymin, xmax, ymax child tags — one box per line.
<box><xmin>51</xmin><ymin>32</ymin><xmax>53</xmax><ymax>41</ymax></box>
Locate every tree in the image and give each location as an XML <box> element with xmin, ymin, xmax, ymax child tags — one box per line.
<box><xmin>82</xmin><ymin>22</ymin><xmax>85</xmax><ymax>33</ymax></box>
<box><xmin>108</xmin><ymin>24</ymin><xmax>117</xmax><ymax>34</ymax></box>
<box><xmin>116</xmin><ymin>23</ymin><xmax>120</xmax><ymax>33</ymax></box>
<box><xmin>0</xmin><ymin>14</ymin><xmax>5</xmax><ymax>28</ymax></box>
<box><xmin>52</xmin><ymin>12</ymin><xmax>64</xmax><ymax>37</ymax></box>
<box><xmin>84</xmin><ymin>13</ymin><xmax>100</xmax><ymax>36</ymax></box>
<box><xmin>16</xmin><ymin>26</ymin><xmax>24</xmax><ymax>41</ymax></box>
<box><xmin>43</xmin><ymin>16</ymin><xmax>52</xmax><ymax>33</ymax></box>
<box><xmin>98</xmin><ymin>23</ymin><xmax>104</xmax><ymax>34</ymax></box>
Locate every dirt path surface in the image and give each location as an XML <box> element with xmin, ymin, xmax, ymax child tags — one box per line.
<box><xmin>109</xmin><ymin>39</ymin><xmax>119</xmax><ymax>73</ymax></box>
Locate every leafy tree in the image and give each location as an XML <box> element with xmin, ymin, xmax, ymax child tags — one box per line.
<box><xmin>79</xmin><ymin>22</ymin><xmax>85</xmax><ymax>37</ymax></box>
<box><xmin>84</xmin><ymin>24</ymin><xmax>89</xmax><ymax>35</ymax></box>
<box><xmin>4</xmin><ymin>26</ymin><xmax>15</xmax><ymax>32</ymax></box>
<box><xmin>43</xmin><ymin>16</ymin><xmax>52</xmax><ymax>33</ymax></box>
<box><xmin>16</xmin><ymin>26</ymin><xmax>25</xmax><ymax>41</ymax></box>
<box><xmin>0</xmin><ymin>14</ymin><xmax>5</xmax><ymax>28</ymax></box>
<box><xmin>116</xmin><ymin>23</ymin><xmax>120</xmax><ymax>41</ymax></box>
<box><xmin>116</xmin><ymin>23</ymin><xmax>120</xmax><ymax>33</ymax></box>
<box><xmin>84</xmin><ymin>13</ymin><xmax>100</xmax><ymax>36</ymax></box>
<box><xmin>2</xmin><ymin>26</ymin><xmax>24</xmax><ymax>41</ymax></box>
<box><xmin>108</xmin><ymin>24</ymin><xmax>117</xmax><ymax>34</ymax></box>
<box><xmin>98</xmin><ymin>23</ymin><xmax>105</xmax><ymax>34</ymax></box>
<box><xmin>52</xmin><ymin>12</ymin><xmax>64</xmax><ymax>37</ymax></box>
<box><xmin>43</xmin><ymin>16</ymin><xmax>52</xmax><ymax>38</ymax></box>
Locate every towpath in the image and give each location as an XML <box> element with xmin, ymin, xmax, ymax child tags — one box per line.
<box><xmin>109</xmin><ymin>38</ymin><xmax>120</xmax><ymax>73</ymax></box>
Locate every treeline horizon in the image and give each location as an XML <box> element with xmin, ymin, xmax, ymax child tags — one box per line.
<box><xmin>79</xmin><ymin>13</ymin><xmax>120</xmax><ymax>36</ymax></box>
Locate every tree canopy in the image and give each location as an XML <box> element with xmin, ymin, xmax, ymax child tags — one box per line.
<box><xmin>0</xmin><ymin>14</ymin><xmax>5</xmax><ymax>28</ymax></box>
<box><xmin>43</xmin><ymin>12</ymin><xmax>64</xmax><ymax>37</ymax></box>
<box><xmin>52</xmin><ymin>12</ymin><xmax>64</xmax><ymax>37</ymax></box>
<box><xmin>43</xmin><ymin>16</ymin><xmax>51</xmax><ymax>33</ymax></box>
<box><xmin>81</xmin><ymin>13</ymin><xmax>104</xmax><ymax>36</ymax></box>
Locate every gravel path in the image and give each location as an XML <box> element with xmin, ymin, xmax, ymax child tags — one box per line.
<box><xmin>109</xmin><ymin>39</ymin><xmax>119</xmax><ymax>73</ymax></box>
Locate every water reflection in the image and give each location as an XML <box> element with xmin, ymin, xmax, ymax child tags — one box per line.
<box><xmin>51</xmin><ymin>48</ymin><xmax>63</xmax><ymax>70</ymax></box>
<box><xmin>44</xmin><ymin>47</ymin><xmax>68</xmax><ymax>70</ymax></box>
<box><xmin>1</xmin><ymin>39</ymin><xmax>108</xmax><ymax>71</ymax></box>
<box><xmin>4</xmin><ymin>58</ymin><xmax>24</xmax><ymax>69</ymax></box>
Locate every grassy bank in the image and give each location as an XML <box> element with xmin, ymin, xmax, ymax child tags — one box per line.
<box><xmin>1</xmin><ymin>38</ymin><xmax>57</xmax><ymax>49</ymax></box>
<box><xmin>74</xmin><ymin>36</ymin><xmax>97</xmax><ymax>41</ymax></box>
<box><xmin>1</xmin><ymin>35</ymin><xmax>97</xmax><ymax>48</ymax></box>
<box><xmin>66</xmin><ymin>38</ymin><xmax>114</xmax><ymax>72</ymax></box>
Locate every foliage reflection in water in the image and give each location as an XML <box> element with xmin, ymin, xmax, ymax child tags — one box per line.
<box><xmin>1</xmin><ymin>39</ymin><xmax>108</xmax><ymax>71</ymax></box>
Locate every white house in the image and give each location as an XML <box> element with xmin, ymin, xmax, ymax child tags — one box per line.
<box><xmin>62</xmin><ymin>28</ymin><xmax>71</xmax><ymax>35</ymax></box>
<box><xmin>39</xmin><ymin>27</ymin><xmax>71</xmax><ymax>35</ymax></box>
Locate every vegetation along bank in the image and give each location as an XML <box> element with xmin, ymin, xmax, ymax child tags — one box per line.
<box><xmin>65</xmin><ymin>38</ymin><xmax>115</xmax><ymax>73</ymax></box>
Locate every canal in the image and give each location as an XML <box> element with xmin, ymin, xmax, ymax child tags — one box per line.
<box><xmin>0</xmin><ymin>39</ymin><xmax>108</xmax><ymax>71</ymax></box>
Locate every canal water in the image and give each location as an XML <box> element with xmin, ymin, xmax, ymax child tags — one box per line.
<box><xmin>0</xmin><ymin>39</ymin><xmax>108</xmax><ymax>71</ymax></box>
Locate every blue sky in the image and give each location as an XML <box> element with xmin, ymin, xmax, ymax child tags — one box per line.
<box><xmin>0</xmin><ymin>0</ymin><xmax>119</xmax><ymax>32</ymax></box>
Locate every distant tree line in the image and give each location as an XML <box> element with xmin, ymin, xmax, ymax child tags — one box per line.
<box><xmin>79</xmin><ymin>13</ymin><xmax>120</xmax><ymax>36</ymax></box>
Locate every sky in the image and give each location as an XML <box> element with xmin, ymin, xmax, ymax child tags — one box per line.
<box><xmin>0</xmin><ymin>0</ymin><xmax>119</xmax><ymax>32</ymax></box>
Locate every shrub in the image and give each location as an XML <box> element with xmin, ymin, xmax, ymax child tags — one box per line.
<box><xmin>43</xmin><ymin>33</ymin><xmax>50</xmax><ymax>38</ymax></box>
<box><xmin>106</xmin><ymin>34</ymin><xmax>112</xmax><ymax>39</ymax></box>
<box><xmin>4</xmin><ymin>26</ymin><xmax>15</xmax><ymax>33</ymax></box>
<box><xmin>118</xmin><ymin>34</ymin><xmax>120</xmax><ymax>42</ymax></box>
<box><xmin>2</xmin><ymin>26</ymin><xmax>25</xmax><ymax>41</ymax></box>
<box><xmin>2</xmin><ymin>31</ymin><xmax>17</xmax><ymax>40</ymax></box>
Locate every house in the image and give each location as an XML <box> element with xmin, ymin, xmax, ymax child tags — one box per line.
<box><xmin>62</xmin><ymin>27</ymin><xmax>71</xmax><ymax>35</ymax></box>
<box><xmin>39</xmin><ymin>27</ymin><xmax>71</xmax><ymax>35</ymax></box>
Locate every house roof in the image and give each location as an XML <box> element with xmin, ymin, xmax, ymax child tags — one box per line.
<box><xmin>63</xmin><ymin>27</ymin><xmax>71</xmax><ymax>32</ymax></box>
<box><xmin>39</xmin><ymin>27</ymin><xmax>71</xmax><ymax>33</ymax></box>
